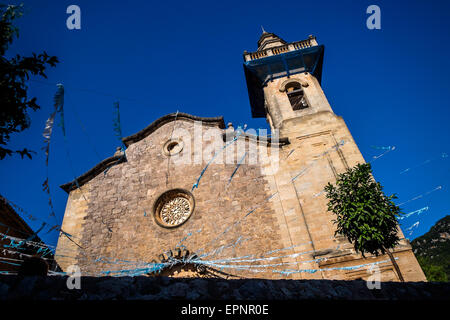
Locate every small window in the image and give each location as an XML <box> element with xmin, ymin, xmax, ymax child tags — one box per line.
<box><xmin>286</xmin><ymin>83</ymin><xmax>308</xmax><ymax>111</ymax></box>
<box><xmin>163</xmin><ymin>139</ymin><xmax>183</xmax><ymax>156</ymax></box>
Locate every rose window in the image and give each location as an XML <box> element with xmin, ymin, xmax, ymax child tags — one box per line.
<box><xmin>153</xmin><ymin>189</ymin><xmax>195</xmax><ymax>228</ymax></box>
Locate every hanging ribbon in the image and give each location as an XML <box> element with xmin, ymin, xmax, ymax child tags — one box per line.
<box><xmin>25</xmin><ymin>221</ymin><xmax>47</xmax><ymax>242</ymax></box>
<box><xmin>370</xmin><ymin>146</ymin><xmax>396</xmax><ymax>162</ymax></box>
<box><xmin>405</xmin><ymin>221</ymin><xmax>420</xmax><ymax>236</ymax></box>
<box><xmin>400</xmin><ymin>152</ymin><xmax>448</xmax><ymax>174</ymax></box>
<box><xmin>370</xmin><ymin>145</ymin><xmax>394</xmax><ymax>151</ymax></box>
<box><xmin>228</xmin><ymin>151</ymin><xmax>247</xmax><ymax>185</ymax></box>
<box><xmin>397</xmin><ymin>186</ymin><xmax>442</xmax><ymax>207</ymax></box>
<box><xmin>398</xmin><ymin>206</ymin><xmax>429</xmax><ymax>220</ymax></box>
<box><xmin>192</xmin><ymin>126</ymin><xmax>244</xmax><ymax>191</ymax></box>
<box><xmin>113</xmin><ymin>101</ymin><xmax>125</xmax><ymax>150</ymax></box>
<box><xmin>42</xmin><ymin>84</ymin><xmax>64</xmax><ymax>220</ymax></box>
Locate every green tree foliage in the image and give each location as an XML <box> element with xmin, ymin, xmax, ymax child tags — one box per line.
<box><xmin>0</xmin><ymin>4</ymin><xmax>58</xmax><ymax>160</ymax></box>
<box><xmin>411</xmin><ymin>215</ymin><xmax>450</xmax><ymax>282</ymax></box>
<box><xmin>416</xmin><ymin>256</ymin><xmax>448</xmax><ymax>282</ymax></box>
<box><xmin>324</xmin><ymin>163</ymin><xmax>405</xmax><ymax>281</ymax></box>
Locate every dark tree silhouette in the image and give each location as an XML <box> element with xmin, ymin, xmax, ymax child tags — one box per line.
<box><xmin>324</xmin><ymin>163</ymin><xmax>405</xmax><ymax>281</ymax></box>
<box><xmin>0</xmin><ymin>4</ymin><xmax>58</xmax><ymax>160</ymax></box>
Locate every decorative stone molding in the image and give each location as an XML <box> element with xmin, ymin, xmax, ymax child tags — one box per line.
<box><xmin>244</xmin><ymin>36</ymin><xmax>318</xmax><ymax>62</ymax></box>
<box><xmin>279</xmin><ymin>78</ymin><xmax>308</xmax><ymax>92</ymax></box>
<box><xmin>222</xmin><ymin>131</ymin><xmax>290</xmax><ymax>148</ymax></box>
<box><xmin>60</xmin><ymin>153</ymin><xmax>127</xmax><ymax>193</ymax></box>
<box><xmin>122</xmin><ymin>112</ymin><xmax>225</xmax><ymax>148</ymax></box>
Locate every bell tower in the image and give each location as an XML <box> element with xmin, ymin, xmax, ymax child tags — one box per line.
<box><xmin>243</xmin><ymin>31</ymin><xmax>333</xmax><ymax>135</ymax></box>
<box><xmin>242</xmin><ymin>31</ymin><xmax>427</xmax><ymax>281</ymax></box>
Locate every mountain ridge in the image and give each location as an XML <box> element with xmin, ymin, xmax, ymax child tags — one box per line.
<box><xmin>411</xmin><ymin>215</ymin><xmax>450</xmax><ymax>282</ymax></box>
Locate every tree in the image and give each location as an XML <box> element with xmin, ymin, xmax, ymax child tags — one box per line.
<box><xmin>416</xmin><ymin>256</ymin><xmax>448</xmax><ymax>282</ymax></box>
<box><xmin>324</xmin><ymin>163</ymin><xmax>405</xmax><ymax>281</ymax></box>
<box><xmin>0</xmin><ymin>4</ymin><xmax>58</xmax><ymax>160</ymax></box>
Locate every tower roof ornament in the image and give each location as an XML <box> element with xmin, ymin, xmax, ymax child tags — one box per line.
<box><xmin>257</xmin><ymin>29</ymin><xmax>286</xmax><ymax>51</ymax></box>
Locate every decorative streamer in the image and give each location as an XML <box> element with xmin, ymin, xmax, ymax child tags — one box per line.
<box><xmin>291</xmin><ymin>167</ymin><xmax>310</xmax><ymax>182</ymax></box>
<box><xmin>263</xmin><ymin>237</ymin><xmax>339</xmax><ymax>257</ymax></box>
<box><xmin>174</xmin><ymin>228</ymin><xmax>202</xmax><ymax>249</ymax></box>
<box><xmin>265</xmin><ymin>243</ymin><xmax>310</xmax><ymax>256</ymax></box>
<box><xmin>57</xmin><ymin>96</ymin><xmax>90</xmax><ymax>204</ymax></box>
<box><xmin>0</xmin><ymin>222</ymin><xmax>366</xmax><ymax>279</ymax></box>
<box><xmin>181</xmin><ymin>246</ymin><xmax>391</xmax><ymax>275</ymax></box>
<box><xmin>89</xmin><ymin>242</ymin><xmax>356</xmax><ymax>278</ymax></box>
<box><xmin>405</xmin><ymin>221</ymin><xmax>420</xmax><ymax>236</ymax></box>
<box><xmin>192</xmin><ymin>126</ymin><xmax>244</xmax><ymax>191</ymax></box>
<box><xmin>286</xmin><ymin>149</ymin><xmax>295</xmax><ymax>159</ymax></box>
<box><xmin>291</xmin><ymin>140</ymin><xmax>346</xmax><ymax>182</ymax></box>
<box><xmin>0</xmin><ymin>232</ymin><xmax>54</xmax><ymax>252</ymax></box>
<box><xmin>397</xmin><ymin>186</ymin><xmax>442</xmax><ymax>207</ymax></box>
<box><xmin>193</xmin><ymin>191</ymin><xmax>279</xmax><ymax>258</ymax></box>
<box><xmin>181</xmin><ymin>241</ymin><xmax>350</xmax><ymax>270</ymax></box>
<box><xmin>191</xmin><ymin>257</ymin><xmax>328</xmax><ymax>271</ymax></box>
<box><xmin>370</xmin><ymin>145</ymin><xmax>394</xmax><ymax>150</ymax></box>
<box><xmin>313</xmin><ymin>190</ymin><xmax>325</xmax><ymax>198</ymax></box>
<box><xmin>398</xmin><ymin>206</ymin><xmax>429</xmax><ymax>220</ymax></box>
<box><xmin>400</xmin><ymin>152</ymin><xmax>448</xmax><ymax>175</ymax></box>
<box><xmin>103</xmin><ymin>101</ymin><xmax>127</xmax><ymax>176</ymax></box>
<box><xmin>113</xmin><ymin>101</ymin><xmax>124</xmax><ymax>148</ymax></box>
<box><xmin>228</xmin><ymin>151</ymin><xmax>248</xmax><ymax>185</ymax></box>
<box><xmin>205</xmin><ymin>236</ymin><xmax>250</xmax><ymax>259</ymax></box>
<box><xmin>41</xmin><ymin>84</ymin><xmax>64</xmax><ymax>221</ymax></box>
<box><xmin>165</xmin><ymin>111</ymin><xmax>179</xmax><ymax>187</ymax></box>
<box><xmin>0</xmin><ymin>228</ymin><xmax>127</xmax><ymax>274</ymax></box>
<box><xmin>100</xmin><ymin>262</ymin><xmax>168</xmax><ymax>277</ymax></box>
<box><xmin>273</xmin><ymin>258</ymin><xmax>396</xmax><ymax>275</ymax></box>
<box><xmin>5</xmin><ymin>199</ymin><xmax>82</xmax><ymax>252</ymax></box>
<box><xmin>370</xmin><ymin>146</ymin><xmax>396</xmax><ymax>162</ymax></box>
<box><xmin>25</xmin><ymin>222</ymin><xmax>47</xmax><ymax>242</ymax></box>
<box><xmin>198</xmin><ymin>247</ymin><xmax>320</xmax><ymax>265</ymax></box>
<box><xmin>0</xmin><ymin>259</ymin><xmax>21</xmax><ymax>267</ymax></box>
<box><xmin>2</xmin><ymin>177</ymin><xmax>79</xmax><ymax>251</ymax></box>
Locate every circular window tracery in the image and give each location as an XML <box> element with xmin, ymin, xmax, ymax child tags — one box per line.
<box><xmin>153</xmin><ymin>189</ymin><xmax>195</xmax><ymax>228</ymax></box>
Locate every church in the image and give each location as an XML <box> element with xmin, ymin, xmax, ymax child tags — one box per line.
<box><xmin>55</xmin><ymin>31</ymin><xmax>426</xmax><ymax>281</ymax></box>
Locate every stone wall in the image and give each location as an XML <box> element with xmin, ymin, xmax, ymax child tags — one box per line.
<box><xmin>0</xmin><ymin>275</ymin><xmax>448</xmax><ymax>300</ymax></box>
<box><xmin>56</xmin><ymin>118</ymin><xmax>285</xmax><ymax>279</ymax></box>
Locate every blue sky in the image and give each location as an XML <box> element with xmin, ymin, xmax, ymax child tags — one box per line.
<box><xmin>1</xmin><ymin>0</ymin><xmax>449</xmax><ymax>248</ymax></box>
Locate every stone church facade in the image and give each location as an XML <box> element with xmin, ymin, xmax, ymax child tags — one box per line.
<box><xmin>56</xmin><ymin>32</ymin><xmax>426</xmax><ymax>281</ymax></box>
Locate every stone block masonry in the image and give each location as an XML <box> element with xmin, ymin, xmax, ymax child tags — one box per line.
<box><xmin>0</xmin><ymin>275</ymin><xmax>449</xmax><ymax>300</ymax></box>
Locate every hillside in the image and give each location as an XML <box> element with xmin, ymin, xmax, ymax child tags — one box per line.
<box><xmin>411</xmin><ymin>215</ymin><xmax>450</xmax><ymax>282</ymax></box>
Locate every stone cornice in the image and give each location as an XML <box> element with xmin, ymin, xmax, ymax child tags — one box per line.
<box><xmin>222</xmin><ymin>131</ymin><xmax>290</xmax><ymax>147</ymax></box>
<box><xmin>60</xmin><ymin>154</ymin><xmax>127</xmax><ymax>193</ymax></box>
<box><xmin>122</xmin><ymin>112</ymin><xmax>226</xmax><ymax>147</ymax></box>
<box><xmin>244</xmin><ymin>36</ymin><xmax>318</xmax><ymax>62</ymax></box>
